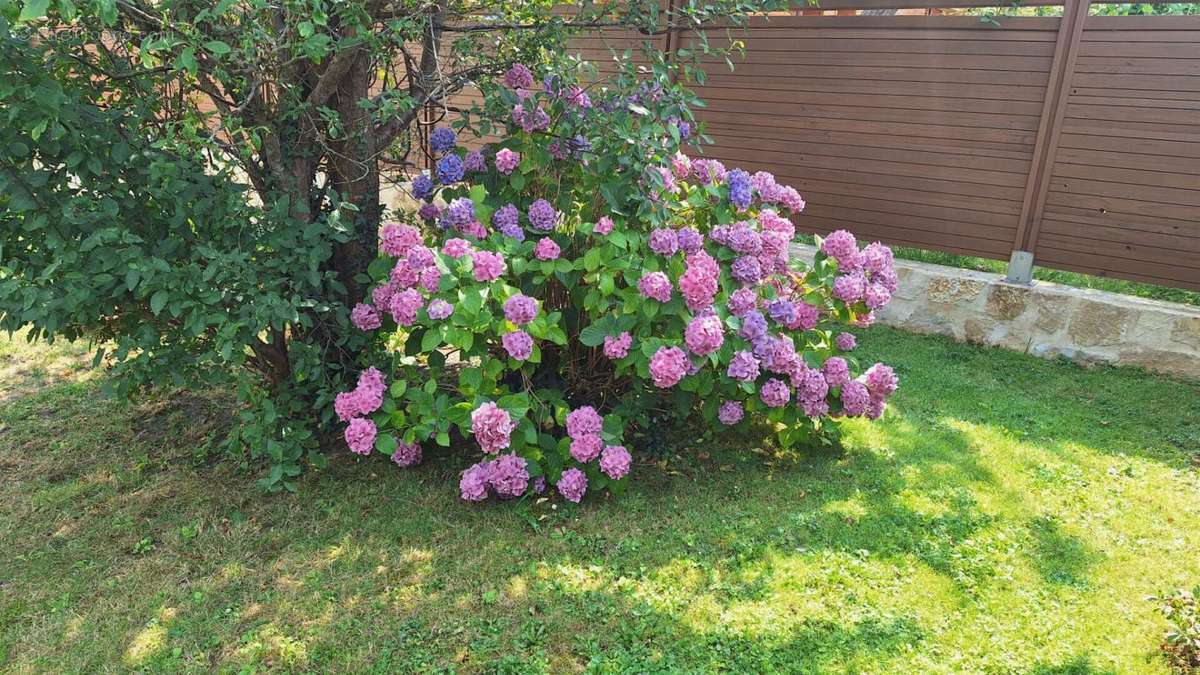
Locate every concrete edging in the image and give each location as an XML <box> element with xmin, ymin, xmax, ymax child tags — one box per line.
<box><xmin>792</xmin><ymin>244</ymin><xmax>1200</xmax><ymax>380</ymax></box>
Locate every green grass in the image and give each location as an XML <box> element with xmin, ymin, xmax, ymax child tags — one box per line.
<box><xmin>2</xmin><ymin>328</ymin><xmax>1199</xmax><ymax>672</ymax></box>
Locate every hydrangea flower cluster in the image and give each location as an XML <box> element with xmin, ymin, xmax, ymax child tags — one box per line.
<box><xmin>335</xmin><ymin>62</ymin><xmax>897</xmax><ymax>507</ymax></box>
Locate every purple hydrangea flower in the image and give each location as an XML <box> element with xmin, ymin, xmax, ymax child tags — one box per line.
<box><xmin>351</xmin><ymin>303</ymin><xmax>381</xmax><ymax>331</ymax></box>
<box><xmin>503</xmin><ymin>63</ymin><xmax>534</xmax><ymax>90</ymax></box>
<box><xmin>528</xmin><ymin>199</ymin><xmax>559</xmax><ymax>231</ymax></box>
<box><xmin>863</xmin><ymin>363</ymin><xmax>899</xmax><ymax>398</ymax></box>
<box><xmin>464</xmin><ymin>150</ymin><xmax>486</xmax><ymax>172</ymax></box>
<box><xmin>727</xmin><ymin>351</ymin><xmax>760</xmax><ymax>382</ymax></box>
<box><xmin>389</xmin><ymin>288</ymin><xmax>423</xmax><ymax>326</ymax></box>
<box><xmin>491</xmin><ymin>454</ymin><xmax>530</xmax><ymax>498</ymax></box>
<box><xmin>436</xmin><ymin>154</ymin><xmax>464</xmax><ymax>184</ymax></box>
<box><xmin>638</xmin><ymin>272</ymin><xmax>672</xmax><ymax>303</ymax></box>
<box><xmin>732</xmin><ymin>256</ymin><xmax>763</xmax><ymax>286</ymax></box>
<box><xmin>836</xmin><ymin>332</ymin><xmax>857</xmax><ymax>351</ymax></box>
<box><xmin>503</xmin><ymin>294</ymin><xmax>538</xmax><ymax>325</ymax></box>
<box><xmin>427</xmin><ymin>299</ymin><xmax>454</xmax><ymax>321</ymax></box>
<box><xmin>760</xmin><ymin>378</ymin><xmax>791</xmax><ymax>408</ymax></box>
<box><xmin>649</xmin><ymin>228</ymin><xmax>679</xmax><ymax>256</ymax></box>
<box><xmin>842</xmin><ymin>380</ymin><xmax>871</xmax><ymax>416</ymax></box>
<box><xmin>430</xmin><ymin>127</ymin><xmax>456</xmax><ymax>153</ymax></box>
<box><xmin>512</xmin><ymin>104</ymin><xmax>550</xmax><ymax>132</ymax></box>
<box><xmin>739</xmin><ymin>310</ymin><xmax>768</xmax><ymax>341</ymax></box>
<box><xmin>502</xmin><ymin>330</ymin><xmax>534</xmax><ymax>361</ymax></box>
<box><xmin>718</xmin><ymin>400</ymin><xmax>744</xmax><ymax>425</ymax></box>
<box><xmin>767</xmin><ymin>299</ymin><xmax>797</xmax><ymax>326</ymax></box>
<box><xmin>446</xmin><ymin>197</ymin><xmax>476</xmax><ymax>226</ymax></box>
<box><xmin>460</xmin><ymin>461</ymin><xmax>492</xmax><ymax>501</ymax></box>
<box><xmin>594</xmin><ymin>217</ymin><xmax>614</xmax><ymax>235</ymax></box>
<box><xmin>833</xmin><ymin>274</ymin><xmax>866</xmax><ymax>303</ymax></box>
<box><xmin>795</xmin><ymin>367</ymin><xmax>829</xmax><ymax>402</ymax></box>
<box><xmin>557</xmin><ymin>467</ymin><xmax>587</xmax><ymax>503</ymax></box>
<box><xmin>728</xmin><ymin>288</ymin><xmax>758</xmax><ymax>317</ymax></box>
<box><xmin>418</xmin><ymin>203</ymin><xmax>440</xmax><ymax>221</ymax></box>
<box><xmin>492</xmin><ymin>203</ymin><xmax>520</xmax><ymax>235</ymax></box>
<box><xmin>677</xmin><ymin>227</ymin><xmax>704</xmax><ymax>254</ymax></box>
<box><xmin>391</xmin><ymin>441</ymin><xmax>422</xmax><ymax>467</ymax></box>
<box><xmin>570</xmin><ymin>434</ymin><xmax>603</xmax><ymax>463</ymax></box>
<box><xmin>599</xmin><ymin>445</ymin><xmax>631</xmax><ymax>480</ymax></box>
<box><xmin>728</xmin><ymin>222</ymin><xmax>762</xmax><ymax>255</ymax></box>
<box><xmin>822</xmin><ymin>357</ymin><xmax>851</xmax><ymax>388</ymax></box>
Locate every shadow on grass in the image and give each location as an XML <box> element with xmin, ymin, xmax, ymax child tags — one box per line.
<box><xmin>3</xmin><ymin>326</ymin><xmax>1197</xmax><ymax>669</ymax></box>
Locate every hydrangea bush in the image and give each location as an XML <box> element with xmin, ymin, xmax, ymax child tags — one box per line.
<box><xmin>336</xmin><ymin>63</ymin><xmax>899</xmax><ymax>504</ymax></box>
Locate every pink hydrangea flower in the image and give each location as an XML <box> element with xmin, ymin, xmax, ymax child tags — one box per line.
<box><xmin>389</xmin><ymin>288</ymin><xmax>423</xmax><ymax>326</ymax></box>
<box><xmin>502</xmin><ymin>330</ymin><xmax>533</xmax><ymax>361</ymax></box>
<box><xmin>351</xmin><ymin>303</ymin><xmax>381</xmax><ymax>331</ymax></box>
<box><xmin>566</xmin><ymin>406</ymin><xmax>603</xmax><ymax>439</ymax></box>
<box><xmin>460</xmin><ymin>461</ymin><xmax>492</xmax><ymax>501</ymax></box>
<box><xmin>534</xmin><ymin>237</ymin><xmax>561</xmax><ymax>261</ymax></box>
<box><xmin>373</xmin><ymin>282</ymin><xmax>399</xmax><ymax>309</ymax></box>
<box><xmin>443</xmin><ymin>238</ymin><xmax>473</xmax><ymax>259</ymax></box>
<box><xmin>863</xmin><ymin>363</ymin><xmax>899</xmax><ymax>398</ymax></box>
<box><xmin>649</xmin><ymin>228</ymin><xmax>679</xmax><ymax>256</ymax></box>
<box><xmin>503</xmin><ymin>294</ymin><xmax>539</xmax><ymax>325</ymax></box>
<box><xmin>391</xmin><ymin>262</ymin><xmax>418</xmax><ymax>289</ymax></box>
<box><xmin>472</xmin><ymin>250</ymin><xmax>506</xmax><ymax>282</ymax></box>
<box><xmin>801</xmin><ymin>398</ymin><xmax>829</xmax><ymax>417</ymax></box>
<box><xmin>604</xmin><ymin>332</ymin><xmax>632</xmax><ymax>359</ymax></box>
<box><xmin>380</xmin><ymin>223</ymin><xmax>423</xmax><ymax>257</ymax></box>
<box><xmin>557</xmin><ymin>467</ymin><xmax>587</xmax><ymax>503</ymax></box>
<box><xmin>760</xmin><ymin>378</ymin><xmax>791</xmax><ymax>408</ymax></box>
<box><xmin>789</xmin><ymin>301</ymin><xmax>820</xmax><ymax>331</ymax></box>
<box><xmin>405</xmin><ymin>245</ymin><xmax>435</xmax><ymax>271</ymax></box>
<box><xmin>495</xmin><ymin>148</ymin><xmax>520</xmax><ymax>175</ymax></box>
<box><xmin>391</xmin><ymin>441</ymin><xmax>422</xmax><ymax>467</ymax></box>
<box><xmin>600</xmin><ymin>445</ymin><xmax>631</xmax><ymax>479</ymax></box>
<box><xmin>670</xmin><ymin>152</ymin><xmax>691</xmax><ymax>179</ymax></box>
<box><xmin>491</xmin><ymin>454</ymin><xmax>530</xmax><ymax>498</ymax></box>
<box><xmin>860</xmin><ymin>241</ymin><xmax>893</xmax><ymax>275</ymax></box>
<box><xmin>504</xmin><ymin>63</ymin><xmax>534</xmax><ymax>90</ymax></box>
<box><xmin>570</xmin><ymin>434</ymin><xmax>603</xmax><ymax>463</ymax></box>
<box><xmin>684</xmin><ymin>314</ymin><xmax>724</xmax><ymax>356</ymax></box>
<box><xmin>718</xmin><ymin>400</ymin><xmax>744</xmax><ymax>425</ymax></box>
<box><xmin>679</xmin><ymin>252</ymin><xmax>719</xmax><ymax>311</ymax></box>
<box><xmin>864</xmin><ymin>283</ymin><xmax>891</xmax><ymax>309</ymax></box>
<box><xmin>638</xmin><ymin>272</ymin><xmax>672</xmax><ymax>303</ymax></box>
<box><xmin>842</xmin><ymin>380</ymin><xmax>871</xmax><ymax>416</ymax></box>
<box><xmin>419</xmin><ymin>267</ymin><xmax>441</xmax><ymax>293</ymax></box>
<box><xmin>471</xmin><ymin>401</ymin><xmax>515</xmax><ymax>454</ymax></box>
<box><xmin>795</xmin><ymin>367</ymin><xmax>829</xmax><ymax>402</ymax></box>
<box><xmin>345</xmin><ymin>418</ymin><xmax>377</xmax><ymax>455</ymax></box>
<box><xmin>821</xmin><ymin>230</ymin><xmax>860</xmax><ymax>270</ymax></box>
<box><xmin>649</xmin><ymin>346</ymin><xmax>689</xmax><ymax>388</ymax></box>
<box><xmin>594</xmin><ymin>216</ymin><xmax>614</xmax><ymax>235</ymax></box>
<box><xmin>833</xmin><ymin>274</ymin><xmax>866</xmax><ymax>303</ymax></box>
<box><xmin>836</xmin><ymin>332</ymin><xmax>857</xmax><ymax>351</ymax></box>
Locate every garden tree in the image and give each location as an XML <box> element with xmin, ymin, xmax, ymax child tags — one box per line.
<box><xmin>0</xmin><ymin>0</ymin><xmax>779</xmax><ymax>487</ymax></box>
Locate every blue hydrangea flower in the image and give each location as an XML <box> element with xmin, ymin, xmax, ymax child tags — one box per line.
<box><xmin>436</xmin><ymin>154</ymin><xmax>464</xmax><ymax>185</ymax></box>
<box><xmin>412</xmin><ymin>173</ymin><xmax>434</xmax><ymax>201</ymax></box>
<box><xmin>430</xmin><ymin>127</ymin><xmax>457</xmax><ymax>153</ymax></box>
<box><xmin>726</xmin><ymin>169</ymin><xmax>752</xmax><ymax>211</ymax></box>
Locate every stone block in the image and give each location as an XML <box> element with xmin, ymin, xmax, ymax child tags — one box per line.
<box><xmin>1068</xmin><ymin>301</ymin><xmax>1133</xmax><ymax>347</ymax></box>
<box><xmin>985</xmin><ymin>284</ymin><xmax>1029</xmax><ymax>321</ymax></box>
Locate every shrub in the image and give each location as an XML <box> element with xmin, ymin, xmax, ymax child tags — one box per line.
<box><xmin>336</xmin><ymin>63</ymin><xmax>900</xmax><ymax>503</ymax></box>
<box><xmin>1150</xmin><ymin>587</ymin><xmax>1200</xmax><ymax>672</ymax></box>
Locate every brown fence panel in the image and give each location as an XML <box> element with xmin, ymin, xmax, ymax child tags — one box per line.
<box><xmin>1032</xmin><ymin>15</ymin><xmax>1200</xmax><ymax>289</ymax></box>
<box><xmin>677</xmin><ymin>14</ymin><xmax>1059</xmax><ymax>259</ymax></box>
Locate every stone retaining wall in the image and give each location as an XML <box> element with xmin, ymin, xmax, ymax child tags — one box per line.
<box><xmin>792</xmin><ymin>245</ymin><xmax>1200</xmax><ymax>380</ymax></box>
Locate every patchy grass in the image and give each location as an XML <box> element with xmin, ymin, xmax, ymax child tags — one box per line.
<box><xmin>1</xmin><ymin>327</ymin><xmax>1198</xmax><ymax>672</ymax></box>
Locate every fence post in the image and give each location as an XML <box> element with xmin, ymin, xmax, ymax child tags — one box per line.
<box><xmin>1008</xmin><ymin>0</ymin><xmax>1091</xmax><ymax>284</ymax></box>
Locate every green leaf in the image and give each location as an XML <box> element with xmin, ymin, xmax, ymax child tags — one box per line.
<box><xmin>149</xmin><ymin>290</ymin><xmax>169</xmax><ymax>315</ymax></box>
<box><xmin>18</xmin><ymin>0</ymin><xmax>50</xmax><ymax>21</ymax></box>
<box><xmin>204</xmin><ymin>40</ymin><xmax>232</xmax><ymax>55</ymax></box>
<box><xmin>579</xmin><ymin>323</ymin><xmax>608</xmax><ymax>347</ymax></box>
<box><xmin>375</xmin><ymin>434</ymin><xmax>398</xmax><ymax>455</ymax></box>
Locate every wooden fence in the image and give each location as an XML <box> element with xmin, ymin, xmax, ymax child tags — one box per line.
<box><xmin>444</xmin><ymin>1</ymin><xmax>1200</xmax><ymax>290</ymax></box>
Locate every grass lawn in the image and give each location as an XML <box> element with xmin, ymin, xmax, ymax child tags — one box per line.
<box><xmin>2</xmin><ymin>327</ymin><xmax>1198</xmax><ymax>673</ymax></box>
